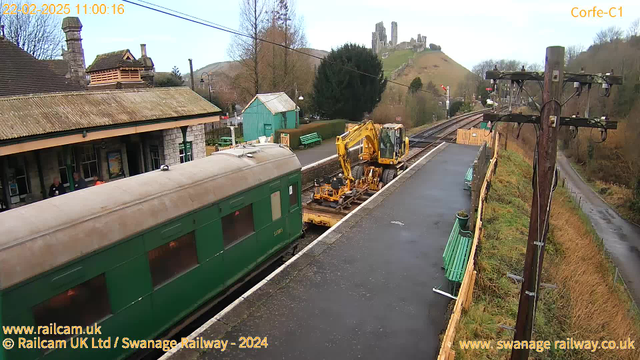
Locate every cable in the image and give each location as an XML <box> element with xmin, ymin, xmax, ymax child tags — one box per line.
<box><xmin>122</xmin><ymin>0</ymin><xmax>431</xmax><ymax>94</ymax></box>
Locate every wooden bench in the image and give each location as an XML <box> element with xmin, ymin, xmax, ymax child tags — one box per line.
<box><xmin>443</xmin><ymin>216</ymin><xmax>473</xmax><ymax>291</ymax></box>
<box><xmin>464</xmin><ymin>166</ymin><xmax>473</xmax><ymax>190</ymax></box>
<box><xmin>300</xmin><ymin>132</ymin><xmax>322</xmax><ymax>147</ymax></box>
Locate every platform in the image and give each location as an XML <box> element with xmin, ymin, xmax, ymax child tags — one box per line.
<box><xmin>295</xmin><ymin>141</ymin><xmax>339</xmax><ymax>166</ymax></box>
<box><xmin>165</xmin><ymin>143</ymin><xmax>480</xmax><ymax>360</ymax></box>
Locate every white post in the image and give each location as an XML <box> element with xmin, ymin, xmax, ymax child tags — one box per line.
<box><xmin>230</xmin><ymin>126</ymin><xmax>236</xmax><ymax>147</ymax></box>
<box><xmin>446</xmin><ymin>85</ymin><xmax>450</xmax><ymax>119</ymax></box>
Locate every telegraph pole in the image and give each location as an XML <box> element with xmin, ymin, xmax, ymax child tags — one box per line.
<box><xmin>510</xmin><ymin>46</ymin><xmax>564</xmax><ymax>360</ymax></box>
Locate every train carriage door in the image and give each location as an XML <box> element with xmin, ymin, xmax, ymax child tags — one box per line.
<box><xmin>286</xmin><ymin>177</ymin><xmax>302</xmax><ymax>241</ymax></box>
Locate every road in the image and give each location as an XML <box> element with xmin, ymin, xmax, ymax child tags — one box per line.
<box><xmin>557</xmin><ymin>153</ymin><xmax>640</xmax><ymax>306</ymax></box>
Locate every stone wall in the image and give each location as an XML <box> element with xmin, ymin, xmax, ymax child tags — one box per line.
<box><xmin>162</xmin><ymin>124</ymin><xmax>206</xmax><ymax>166</ymax></box>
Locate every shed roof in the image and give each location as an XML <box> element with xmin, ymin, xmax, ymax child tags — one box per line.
<box><xmin>0</xmin><ymin>39</ymin><xmax>83</xmax><ymax>97</ymax></box>
<box><xmin>243</xmin><ymin>92</ymin><xmax>297</xmax><ymax>115</ymax></box>
<box><xmin>0</xmin><ymin>87</ymin><xmax>221</xmax><ymax>141</ymax></box>
<box><xmin>86</xmin><ymin>49</ymin><xmax>144</xmax><ymax>72</ymax></box>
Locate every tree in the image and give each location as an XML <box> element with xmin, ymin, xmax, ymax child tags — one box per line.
<box><xmin>0</xmin><ymin>0</ymin><xmax>64</xmax><ymax>59</ymax></box>
<box><xmin>261</xmin><ymin>0</ymin><xmax>307</xmax><ymax>96</ymax></box>
<box><xmin>409</xmin><ymin>77</ymin><xmax>423</xmax><ymax>93</ymax></box>
<box><xmin>565</xmin><ymin>45</ymin><xmax>584</xmax><ymax>66</ymax></box>
<box><xmin>155</xmin><ymin>66</ymin><xmax>184</xmax><ymax>87</ymax></box>
<box><xmin>594</xmin><ymin>26</ymin><xmax>623</xmax><ymax>44</ymax></box>
<box><xmin>313</xmin><ymin>43</ymin><xmax>386</xmax><ymax>121</ymax></box>
<box><xmin>429</xmin><ymin>43</ymin><xmax>441</xmax><ymax>51</ymax></box>
<box><xmin>628</xmin><ymin>18</ymin><xmax>640</xmax><ymax>39</ymax></box>
<box><xmin>228</xmin><ymin>0</ymin><xmax>266</xmax><ymax>100</ymax></box>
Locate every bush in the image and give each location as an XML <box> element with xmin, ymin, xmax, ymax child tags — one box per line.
<box><xmin>276</xmin><ymin>120</ymin><xmax>353</xmax><ymax>149</ymax></box>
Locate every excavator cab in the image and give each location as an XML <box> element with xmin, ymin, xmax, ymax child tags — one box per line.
<box><xmin>378</xmin><ymin>124</ymin><xmax>409</xmax><ymax>165</ymax></box>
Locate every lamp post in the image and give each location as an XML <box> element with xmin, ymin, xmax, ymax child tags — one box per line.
<box><xmin>199</xmin><ymin>72</ymin><xmax>214</xmax><ymax>103</ymax></box>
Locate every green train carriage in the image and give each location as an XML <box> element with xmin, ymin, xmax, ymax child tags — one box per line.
<box><xmin>0</xmin><ymin>144</ymin><xmax>302</xmax><ymax>360</ymax></box>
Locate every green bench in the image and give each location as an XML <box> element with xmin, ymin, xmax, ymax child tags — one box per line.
<box><xmin>300</xmin><ymin>132</ymin><xmax>322</xmax><ymax>147</ymax></box>
<box><xmin>218</xmin><ymin>137</ymin><xmax>233</xmax><ymax>147</ymax></box>
<box><xmin>443</xmin><ymin>215</ymin><xmax>473</xmax><ymax>289</ymax></box>
<box><xmin>464</xmin><ymin>166</ymin><xmax>473</xmax><ymax>190</ymax></box>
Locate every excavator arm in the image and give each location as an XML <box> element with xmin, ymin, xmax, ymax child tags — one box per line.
<box><xmin>335</xmin><ymin>121</ymin><xmax>379</xmax><ymax>184</ymax></box>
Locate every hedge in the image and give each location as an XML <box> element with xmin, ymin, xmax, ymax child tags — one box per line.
<box><xmin>276</xmin><ymin>120</ymin><xmax>356</xmax><ymax>149</ymax></box>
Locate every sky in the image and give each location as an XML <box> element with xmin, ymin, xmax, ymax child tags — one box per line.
<box><xmin>38</xmin><ymin>0</ymin><xmax>640</xmax><ymax>74</ymax></box>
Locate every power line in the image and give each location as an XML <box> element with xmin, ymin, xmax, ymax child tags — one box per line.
<box><xmin>121</xmin><ymin>0</ymin><xmax>431</xmax><ymax>93</ymax></box>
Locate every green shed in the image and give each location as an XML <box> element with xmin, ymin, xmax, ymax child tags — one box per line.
<box><xmin>242</xmin><ymin>92</ymin><xmax>298</xmax><ymax>141</ymax></box>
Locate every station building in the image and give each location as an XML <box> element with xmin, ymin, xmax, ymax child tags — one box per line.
<box><xmin>0</xmin><ymin>17</ymin><xmax>221</xmax><ymax>211</ymax></box>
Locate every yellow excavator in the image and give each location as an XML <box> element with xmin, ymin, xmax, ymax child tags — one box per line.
<box><xmin>312</xmin><ymin>120</ymin><xmax>410</xmax><ymax>206</ymax></box>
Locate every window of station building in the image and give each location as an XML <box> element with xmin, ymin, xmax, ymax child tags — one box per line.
<box><xmin>79</xmin><ymin>145</ymin><xmax>99</xmax><ymax>180</ymax></box>
<box><xmin>222</xmin><ymin>204</ymin><xmax>255</xmax><ymax>248</ymax></box>
<box><xmin>32</xmin><ymin>274</ymin><xmax>111</xmax><ymax>341</ymax></box>
<box><xmin>289</xmin><ymin>183</ymin><xmax>298</xmax><ymax>208</ymax></box>
<box><xmin>57</xmin><ymin>151</ymin><xmax>77</xmax><ymax>186</ymax></box>
<box><xmin>271</xmin><ymin>191</ymin><xmax>281</xmax><ymax>221</ymax></box>
<box><xmin>150</xmin><ymin>145</ymin><xmax>161</xmax><ymax>170</ymax></box>
<box><xmin>179</xmin><ymin>142</ymin><xmax>192</xmax><ymax>163</ymax></box>
<box><xmin>7</xmin><ymin>155</ymin><xmax>30</xmax><ymax>202</ymax></box>
<box><xmin>148</xmin><ymin>232</ymin><xmax>199</xmax><ymax>288</ymax></box>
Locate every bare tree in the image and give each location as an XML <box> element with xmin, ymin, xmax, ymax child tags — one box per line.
<box><xmin>228</xmin><ymin>0</ymin><xmax>267</xmax><ymax>99</ymax></box>
<box><xmin>628</xmin><ymin>18</ymin><xmax>640</xmax><ymax>39</ymax></box>
<box><xmin>261</xmin><ymin>0</ymin><xmax>307</xmax><ymax>95</ymax></box>
<box><xmin>565</xmin><ymin>45</ymin><xmax>584</xmax><ymax>66</ymax></box>
<box><xmin>0</xmin><ymin>0</ymin><xmax>64</xmax><ymax>59</ymax></box>
<box><xmin>594</xmin><ymin>26</ymin><xmax>624</xmax><ymax>44</ymax></box>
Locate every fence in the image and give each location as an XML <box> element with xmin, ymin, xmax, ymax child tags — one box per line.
<box><xmin>437</xmin><ymin>131</ymin><xmax>500</xmax><ymax>360</ymax></box>
<box><xmin>205</xmin><ymin>123</ymin><xmax>244</xmax><ymax>146</ymax></box>
<box><xmin>469</xmin><ymin>143</ymin><xmax>491</xmax><ymax>229</ymax></box>
<box><xmin>456</xmin><ymin>128</ymin><xmax>493</xmax><ymax>147</ymax></box>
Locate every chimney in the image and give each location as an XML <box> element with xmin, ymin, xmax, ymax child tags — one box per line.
<box><xmin>140</xmin><ymin>44</ymin><xmax>147</xmax><ymax>57</ymax></box>
<box><xmin>61</xmin><ymin>17</ymin><xmax>87</xmax><ymax>88</ymax></box>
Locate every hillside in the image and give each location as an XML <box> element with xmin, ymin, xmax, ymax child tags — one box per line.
<box><xmin>185</xmin><ymin>48</ymin><xmax>329</xmax><ymax>88</ymax></box>
<box><xmin>383</xmin><ymin>50</ymin><xmax>473</xmax><ymax>95</ymax></box>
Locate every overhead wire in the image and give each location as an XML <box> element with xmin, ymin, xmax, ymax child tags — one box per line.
<box><xmin>121</xmin><ymin>0</ymin><xmax>435</xmax><ymax>94</ymax></box>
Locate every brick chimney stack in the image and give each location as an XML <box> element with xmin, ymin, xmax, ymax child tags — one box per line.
<box><xmin>141</xmin><ymin>44</ymin><xmax>147</xmax><ymax>57</ymax></box>
<box><xmin>62</xmin><ymin>17</ymin><xmax>87</xmax><ymax>88</ymax></box>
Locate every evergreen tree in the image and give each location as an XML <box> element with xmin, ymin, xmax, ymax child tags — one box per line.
<box><xmin>409</xmin><ymin>77</ymin><xmax>423</xmax><ymax>93</ymax></box>
<box><xmin>313</xmin><ymin>44</ymin><xmax>386</xmax><ymax>121</ymax></box>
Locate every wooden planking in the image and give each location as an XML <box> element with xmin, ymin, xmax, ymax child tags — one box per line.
<box><xmin>456</xmin><ymin>128</ymin><xmax>493</xmax><ymax>146</ymax></box>
<box><xmin>438</xmin><ymin>131</ymin><xmax>499</xmax><ymax>360</ymax></box>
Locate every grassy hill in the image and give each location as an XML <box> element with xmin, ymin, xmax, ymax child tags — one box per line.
<box><xmin>382</xmin><ymin>50</ymin><xmax>473</xmax><ymax>95</ymax></box>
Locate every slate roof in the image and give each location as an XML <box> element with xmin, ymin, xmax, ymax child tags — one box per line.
<box><xmin>0</xmin><ymin>38</ymin><xmax>83</xmax><ymax>97</ymax></box>
<box><xmin>86</xmin><ymin>49</ymin><xmax>144</xmax><ymax>72</ymax></box>
<box><xmin>42</xmin><ymin>59</ymin><xmax>70</xmax><ymax>76</ymax></box>
<box><xmin>243</xmin><ymin>92</ymin><xmax>297</xmax><ymax>115</ymax></box>
<box><xmin>0</xmin><ymin>87</ymin><xmax>222</xmax><ymax>141</ymax></box>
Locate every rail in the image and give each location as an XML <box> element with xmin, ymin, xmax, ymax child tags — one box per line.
<box><xmin>437</xmin><ymin>131</ymin><xmax>500</xmax><ymax>360</ymax></box>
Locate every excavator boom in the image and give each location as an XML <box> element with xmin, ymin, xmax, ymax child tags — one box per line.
<box><xmin>335</xmin><ymin>121</ymin><xmax>379</xmax><ymax>183</ymax></box>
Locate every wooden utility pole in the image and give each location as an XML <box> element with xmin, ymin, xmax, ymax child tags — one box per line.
<box><xmin>511</xmin><ymin>46</ymin><xmax>564</xmax><ymax>360</ymax></box>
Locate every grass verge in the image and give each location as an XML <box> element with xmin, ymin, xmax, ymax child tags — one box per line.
<box><xmin>453</xmin><ymin>149</ymin><xmax>640</xmax><ymax>359</ymax></box>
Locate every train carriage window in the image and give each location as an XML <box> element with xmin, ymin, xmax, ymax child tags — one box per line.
<box><xmin>271</xmin><ymin>192</ymin><xmax>282</xmax><ymax>221</ymax></box>
<box><xmin>222</xmin><ymin>204</ymin><xmax>255</xmax><ymax>248</ymax></box>
<box><xmin>289</xmin><ymin>183</ymin><xmax>298</xmax><ymax>208</ymax></box>
<box><xmin>32</xmin><ymin>274</ymin><xmax>111</xmax><ymax>340</ymax></box>
<box><xmin>148</xmin><ymin>232</ymin><xmax>198</xmax><ymax>287</ymax></box>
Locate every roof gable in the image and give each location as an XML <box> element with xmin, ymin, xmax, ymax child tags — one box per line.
<box><xmin>0</xmin><ymin>87</ymin><xmax>222</xmax><ymax>141</ymax></box>
<box><xmin>242</xmin><ymin>92</ymin><xmax>297</xmax><ymax>115</ymax></box>
<box><xmin>0</xmin><ymin>39</ymin><xmax>84</xmax><ymax>97</ymax></box>
<box><xmin>86</xmin><ymin>49</ymin><xmax>144</xmax><ymax>72</ymax></box>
